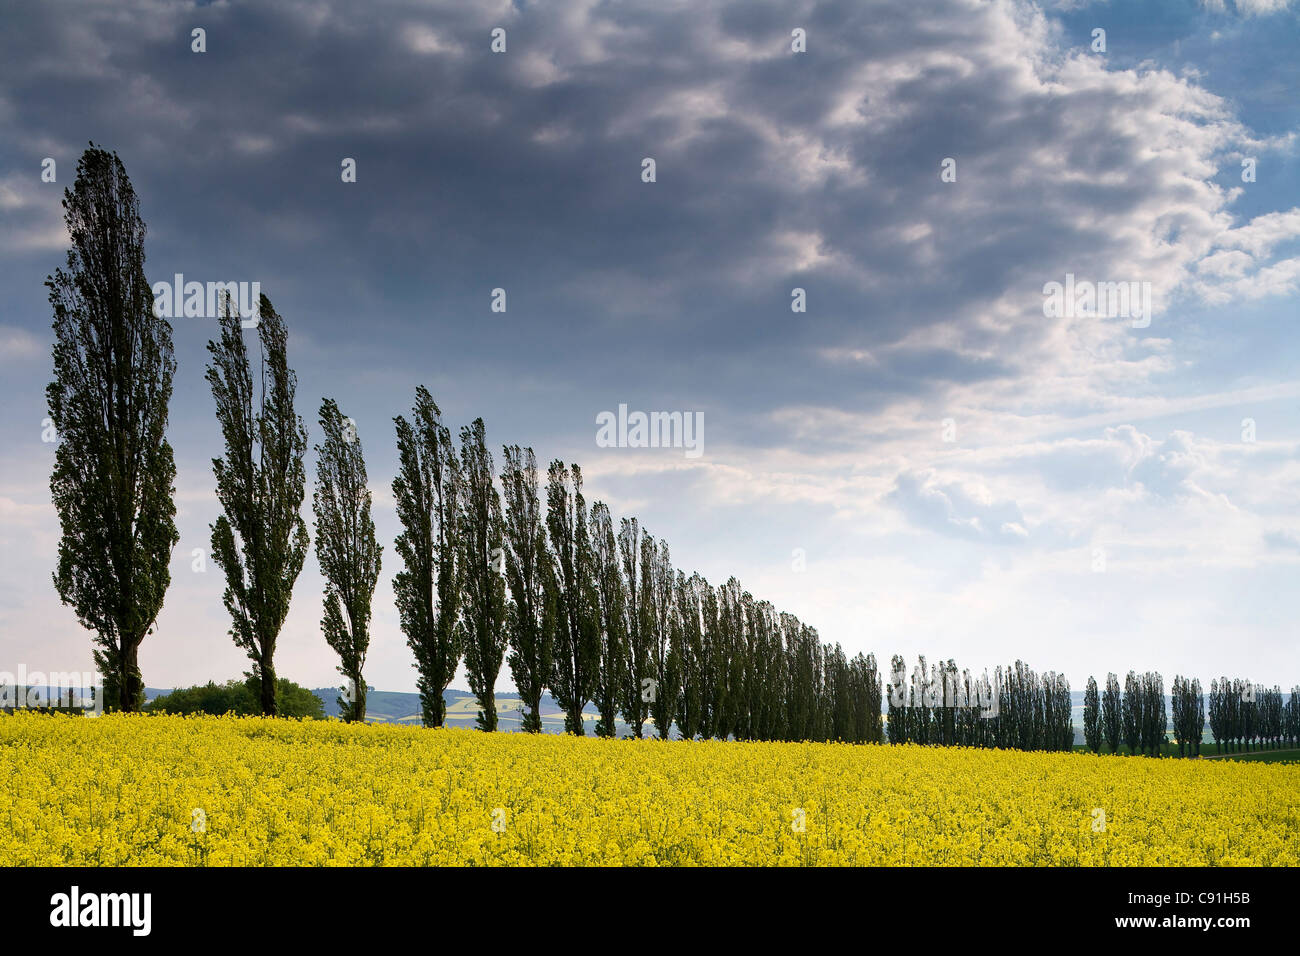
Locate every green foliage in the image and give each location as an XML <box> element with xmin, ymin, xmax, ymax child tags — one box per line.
<box><xmin>1083</xmin><ymin>675</ymin><xmax>1101</xmax><ymax>753</ymax></box>
<box><xmin>501</xmin><ymin>445</ymin><xmax>553</xmax><ymax>734</ymax></box>
<box><xmin>206</xmin><ymin>294</ymin><xmax>309</xmax><ymax>716</ymax></box>
<box><xmin>1171</xmin><ymin>675</ymin><xmax>1205</xmax><ymax>757</ymax></box>
<box><xmin>673</xmin><ymin>571</ymin><xmax>705</xmax><ymax>740</ymax></box>
<box><xmin>589</xmin><ymin>502</ymin><xmax>627</xmax><ymax>738</ymax></box>
<box><xmin>1122</xmin><ymin>671</ymin><xmax>1142</xmax><ymax>755</ymax></box>
<box><xmin>146</xmin><ymin>677</ymin><xmax>324</xmax><ymax>719</ymax></box>
<box><xmin>313</xmin><ymin>398</ymin><xmax>382</xmax><ymax>723</ymax></box>
<box><xmin>617</xmin><ymin>517</ymin><xmax>652</xmax><ymax>737</ymax></box>
<box><xmin>1209</xmin><ymin>678</ymin><xmax>1297</xmax><ymax>754</ymax></box>
<box><xmin>46</xmin><ymin>145</ymin><xmax>178</xmax><ymax>712</ymax></box>
<box><xmin>1101</xmin><ymin>673</ymin><xmax>1122</xmax><ymax>754</ymax></box>
<box><xmin>546</xmin><ymin>461</ymin><xmax>600</xmax><ymax>736</ymax></box>
<box><xmin>457</xmin><ymin>418</ymin><xmax>508</xmax><ymax>731</ymax></box>
<box><xmin>642</xmin><ymin>536</ymin><xmax>680</xmax><ymax>740</ymax></box>
<box><xmin>392</xmin><ymin>387</ymin><xmax>463</xmax><ymax>728</ymax></box>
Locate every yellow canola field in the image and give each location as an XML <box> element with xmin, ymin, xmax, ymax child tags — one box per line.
<box><xmin>2</xmin><ymin>712</ymin><xmax>1296</xmax><ymax>866</ymax></box>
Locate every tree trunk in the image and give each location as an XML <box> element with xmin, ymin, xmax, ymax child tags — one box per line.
<box><xmin>119</xmin><ymin>641</ymin><xmax>142</xmax><ymax>713</ymax></box>
<box><xmin>527</xmin><ymin>690</ymin><xmax>542</xmax><ymax>733</ymax></box>
<box><xmin>352</xmin><ymin>675</ymin><xmax>367</xmax><ymax>722</ymax></box>
<box><xmin>260</xmin><ymin>655</ymin><xmax>278</xmax><ymax>716</ymax></box>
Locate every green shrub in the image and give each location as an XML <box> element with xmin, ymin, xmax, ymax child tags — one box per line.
<box><xmin>147</xmin><ymin>676</ymin><xmax>324</xmax><ymax>719</ymax></box>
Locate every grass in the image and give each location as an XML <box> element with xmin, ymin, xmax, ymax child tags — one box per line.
<box><xmin>1201</xmin><ymin>747</ymin><xmax>1300</xmax><ymax>764</ymax></box>
<box><xmin>1072</xmin><ymin>740</ymin><xmax>1300</xmax><ymax>761</ymax></box>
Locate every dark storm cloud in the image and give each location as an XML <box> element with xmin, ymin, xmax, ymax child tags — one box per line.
<box><xmin>6</xmin><ymin>0</ymin><xmax>1254</xmax><ymax>465</ymax></box>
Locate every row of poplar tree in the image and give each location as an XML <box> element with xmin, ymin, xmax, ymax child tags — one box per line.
<box><xmin>44</xmin><ymin>148</ymin><xmax>1293</xmax><ymax>756</ymax></box>
<box><xmin>884</xmin><ymin>658</ymin><xmax>1075</xmax><ymax>751</ymax></box>
<box><xmin>42</xmin><ymin>147</ymin><xmax>1055</xmax><ymax>745</ymax></box>
<box><xmin>1080</xmin><ymin>673</ymin><xmax>1300</xmax><ymax>756</ymax></box>
<box><xmin>42</xmin><ymin>146</ymin><xmax>884</xmax><ymax>735</ymax></box>
<box><xmin>1206</xmin><ymin>680</ymin><xmax>1298</xmax><ymax>753</ymax></box>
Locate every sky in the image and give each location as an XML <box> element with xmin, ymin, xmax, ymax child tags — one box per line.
<box><xmin>1</xmin><ymin>0</ymin><xmax>1298</xmax><ymax>697</ymax></box>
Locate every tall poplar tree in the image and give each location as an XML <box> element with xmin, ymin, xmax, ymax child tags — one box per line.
<box><xmin>1190</xmin><ymin>678</ymin><xmax>1205</xmax><ymax>756</ymax></box>
<box><xmin>589</xmin><ymin>502</ymin><xmax>627</xmax><ymax>738</ymax></box>
<box><xmin>1083</xmin><ymin>675</ymin><xmax>1101</xmax><ymax>753</ymax></box>
<box><xmin>719</xmin><ymin>577</ymin><xmax>747</xmax><ymax>739</ymax></box>
<box><xmin>546</xmin><ymin>461</ymin><xmax>599</xmax><ymax>735</ymax></box>
<box><xmin>618</xmin><ymin>517</ymin><xmax>652</xmax><ymax>737</ymax></box>
<box><xmin>1101</xmin><ymin>672</ymin><xmax>1122</xmax><ymax>754</ymax></box>
<box><xmin>313</xmin><ymin>399</ymin><xmax>381</xmax><ymax>722</ymax></box>
<box><xmin>646</xmin><ymin>537</ymin><xmax>680</xmax><ymax>739</ymax></box>
<box><xmin>675</xmin><ymin>571</ymin><xmax>707</xmax><ymax>740</ymax></box>
<box><xmin>1121</xmin><ymin>671</ymin><xmax>1142</xmax><ymax>755</ymax></box>
<box><xmin>457</xmin><ymin>419</ymin><xmax>508</xmax><ymax>731</ymax></box>
<box><xmin>46</xmin><ymin>146</ymin><xmax>178</xmax><ymax>712</ymax></box>
<box><xmin>207</xmin><ymin>294</ymin><xmax>309</xmax><ymax>716</ymax></box>
<box><xmin>501</xmin><ymin>445</ymin><xmax>553</xmax><ymax>732</ymax></box>
<box><xmin>392</xmin><ymin>387</ymin><xmax>462</xmax><ymax>727</ymax></box>
<box><xmin>1172</xmin><ymin>675</ymin><xmax>1188</xmax><ymax>757</ymax></box>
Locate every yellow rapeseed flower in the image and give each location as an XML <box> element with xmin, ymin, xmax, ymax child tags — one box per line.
<box><xmin>0</xmin><ymin>712</ymin><xmax>1294</xmax><ymax>866</ymax></box>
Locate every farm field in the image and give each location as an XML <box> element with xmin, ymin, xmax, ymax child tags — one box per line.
<box><xmin>2</xmin><ymin>712</ymin><xmax>1296</xmax><ymax>866</ymax></box>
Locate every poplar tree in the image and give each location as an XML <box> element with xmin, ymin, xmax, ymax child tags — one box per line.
<box><xmin>1102</xmin><ymin>672</ymin><xmax>1122</xmax><ymax>754</ymax></box>
<box><xmin>1239</xmin><ymin>679</ymin><xmax>1256</xmax><ymax>752</ymax></box>
<box><xmin>457</xmin><ymin>419</ymin><xmax>508</xmax><ymax>731</ymax></box>
<box><xmin>748</xmin><ymin>597</ymin><xmax>777</xmax><ymax>740</ymax></box>
<box><xmin>1141</xmin><ymin>672</ymin><xmax>1165</xmax><ymax>757</ymax></box>
<box><xmin>1083</xmin><ymin>676</ymin><xmax>1101</xmax><ymax>753</ymax></box>
<box><xmin>392</xmin><ymin>387</ymin><xmax>462</xmax><ymax>727</ymax></box>
<box><xmin>886</xmin><ymin>654</ymin><xmax>909</xmax><ymax>744</ymax></box>
<box><xmin>718</xmin><ymin>577</ymin><xmax>747</xmax><ymax>739</ymax></box>
<box><xmin>46</xmin><ymin>146</ymin><xmax>178</xmax><ymax>712</ymax></box>
<box><xmin>1208</xmin><ymin>678</ymin><xmax>1224</xmax><ymax>753</ymax></box>
<box><xmin>646</xmin><ymin>537</ymin><xmax>680</xmax><ymax>739</ymax></box>
<box><xmin>546</xmin><ymin>461</ymin><xmax>599</xmax><ymax>735</ymax></box>
<box><xmin>501</xmin><ymin>445</ymin><xmax>552</xmax><ymax>732</ymax></box>
<box><xmin>1172</xmin><ymin>675</ymin><xmax>1190</xmax><ymax>757</ymax></box>
<box><xmin>1190</xmin><ymin>678</ymin><xmax>1205</xmax><ymax>756</ymax></box>
<box><xmin>1224</xmin><ymin>677</ymin><xmax>1242</xmax><ymax>752</ymax></box>
<box><xmin>207</xmin><ymin>294</ymin><xmax>309</xmax><ymax>717</ymax></box>
<box><xmin>829</xmin><ymin>644</ymin><xmax>853</xmax><ymax>742</ymax></box>
<box><xmin>1121</xmin><ymin>671</ymin><xmax>1142</xmax><ymax>755</ymax></box>
<box><xmin>589</xmin><ymin>502</ymin><xmax>626</xmax><ymax>738</ymax></box>
<box><xmin>618</xmin><ymin>517</ymin><xmax>652</xmax><ymax>737</ymax></box>
<box><xmin>1284</xmin><ymin>687</ymin><xmax>1299</xmax><ymax>749</ymax></box>
<box><xmin>675</xmin><ymin>571</ymin><xmax>707</xmax><ymax>740</ymax></box>
<box><xmin>312</xmin><ymin>399</ymin><xmax>381</xmax><ymax>722</ymax></box>
<box><xmin>697</xmin><ymin>576</ymin><xmax>720</xmax><ymax>738</ymax></box>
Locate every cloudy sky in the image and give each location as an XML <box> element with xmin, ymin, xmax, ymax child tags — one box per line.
<box><xmin>2</xmin><ymin>0</ymin><xmax>1298</xmax><ymax>697</ymax></box>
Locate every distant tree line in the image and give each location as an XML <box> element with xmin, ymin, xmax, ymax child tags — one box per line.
<box><xmin>392</xmin><ymin>400</ymin><xmax>891</xmax><ymax>740</ymax></box>
<box><xmin>1207</xmin><ymin>679</ymin><xmax>1300</xmax><ymax>754</ymax></box>
<box><xmin>1079</xmin><ymin>672</ymin><xmax>1174</xmax><ymax>757</ymax></box>
<box><xmin>1080</xmin><ymin>672</ymin><xmax>1300</xmax><ymax>757</ymax></box>
<box><xmin>886</xmin><ymin>657</ymin><xmax>1073</xmax><ymax>751</ymax></box>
